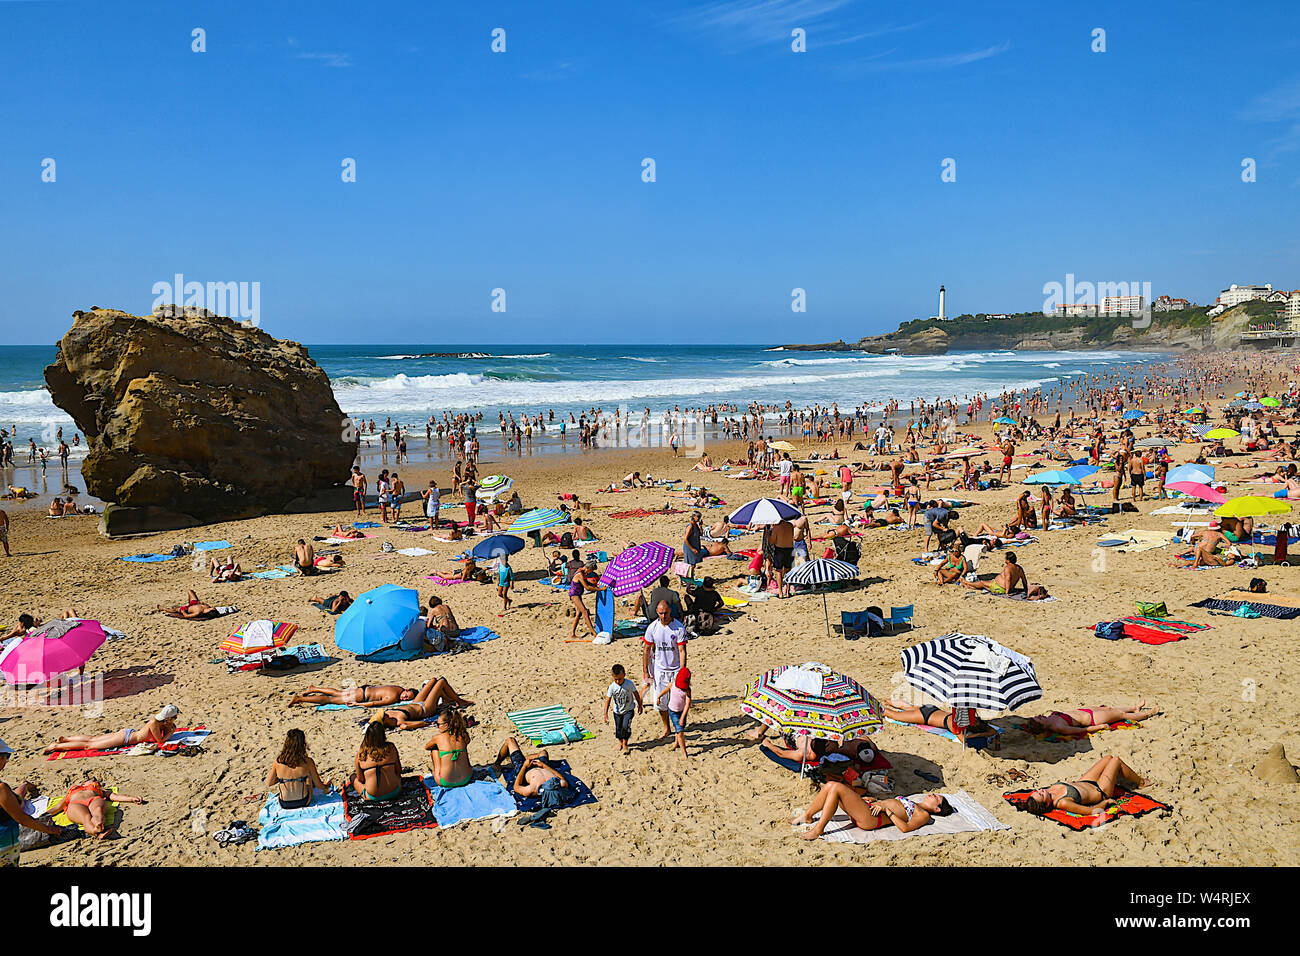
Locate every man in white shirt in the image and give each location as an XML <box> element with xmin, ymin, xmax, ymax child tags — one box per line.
<box><xmin>874</xmin><ymin>424</ymin><xmax>891</xmax><ymax>454</ymax></box>
<box><xmin>642</xmin><ymin>600</ymin><xmax>687</xmax><ymax>738</ymax></box>
<box><xmin>778</xmin><ymin>454</ymin><xmax>793</xmax><ymax>498</ymax></box>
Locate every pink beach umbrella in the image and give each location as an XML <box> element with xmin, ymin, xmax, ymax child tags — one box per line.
<box><xmin>1165</xmin><ymin>481</ymin><xmax>1226</xmax><ymax>504</ymax></box>
<box><xmin>0</xmin><ymin>619</ymin><xmax>107</xmax><ymax>684</ymax></box>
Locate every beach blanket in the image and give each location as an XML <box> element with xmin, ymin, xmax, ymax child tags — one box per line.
<box><xmin>424</xmin><ymin>573</ymin><xmax>469</xmax><ymax>586</ymax></box>
<box><xmin>1097</xmin><ymin>529</ymin><xmax>1171</xmax><ymax>553</ymax></box>
<box><xmin>396</xmin><ymin>547</ymin><xmax>435</xmax><ymax>557</ymax></box>
<box><xmin>248</xmin><ymin>565</ymin><xmax>299</xmax><ymax>580</ymax></box>
<box><xmin>814</xmin><ymin>790</ymin><xmax>1009</xmax><ymax>843</ymax></box>
<box><xmin>341</xmin><ymin>776</ymin><xmax>437</xmax><ymax>839</ymax></box>
<box><xmin>429</xmin><ymin>773</ymin><xmax>517</xmax><ymax>827</ymax></box>
<box><xmin>495</xmin><ymin>759</ymin><xmax>597</xmax><ymax>813</ymax></box>
<box><xmin>52</xmin><ymin>787</ymin><xmax>121</xmax><ymax>830</ymax></box>
<box><xmin>1189</xmin><ymin>598</ymin><xmax>1300</xmax><ymax>620</ymax></box>
<box><xmin>256</xmin><ymin>790</ymin><xmax>346</xmax><ymax>849</ymax></box>
<box><xmin>884</xmin><ymin>717</ymin><xmax>1001</xmax><ymax>749</ymax></box>
<box><xmin>192</xmin><ymin>540</ymin><xmax>231</xmax><ymax>552</ymax></box>
<box><xmin>284</xmin><ymin>643</ymin><xmax>330</xmax><ymax>663</ymax></box>
<box><xmin>507</xmin><ymin>705</ymin><xmax>594</xmax><ymax>745</ymax></box>
<box><xmin>433</xmin><ymin>626</ymin><xmax>500</xmax><ymax>653</ymax></box>
<box><xmin>46</xmin><ymin>726</ymin><xmax>210</xmax><ymax>760</ymax></box>
<box><xmin>609</xmin><ymin>508</ymin><xmax>683</xmax><ymax>519</ymax></box>
<box><xmin>1003</xmin><ymin>788</ymin><xmax>1169</xmax><ymax>830</ymax></box>
<box><xmin>353</xmin><ymin>521</ymin><xmax>382</xmax><ymax>528</ymax></box>
<box><xmin>120</xmin><ymin>553</ymin><xmax>175</xmax><ymax>563</ymax></box>
<box><xmin>1117</xmin><ymin>616</ymin><xmax>1210</xmax><ymax>645</ymax></box>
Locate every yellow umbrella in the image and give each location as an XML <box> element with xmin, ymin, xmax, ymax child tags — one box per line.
<box><xmin>770</xmin><ymin>441</ymin><xmax>795</xmax><ymax>452</ymax></box>
<box><xmin>1203</xmin><ymin>428</ymin><xmax>1239</xmax><ymax>440</ymax></box>
<box><xmin>1214</xmin><ymin>496</ymin><xmax>1290</xmax><ymax>518</ymax></box>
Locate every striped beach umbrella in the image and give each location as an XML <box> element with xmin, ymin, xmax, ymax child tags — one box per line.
<box><xmin>507</xmin><ymin>508</ymin><xmax>569</xmax><ymax>533</ymax></box>
<box><xmin>900</xmin><ymin>633</ymin><xmax>1041</xmax><ymax>712</ymax></box>
<box><xmin>786</xmin><ymin>558</ymin><xmax>860</xmax><ymax>637</ymax></box>
<box><xmin>729</xmin><ymin>497</ymin><xmax>800</xmax><ymax>526</ymax></box>
<box><xmin>599</xmin><ymin>542</ymin><xmax>674</xmax><ymax>597</ymax></box>
<box><xmin>741</xmin><ymin>663</ymin><xmax>883</xmax><ymax>744</ymax></box>
<box><xmin>476</xmin><ymin>475</ymin><xmax>513</xmax><ymax>499</ymax></box>
<box><xmin>220</xmin><ymin>620</ymin><xmax>298</xmax><ymax>655</ymax></box>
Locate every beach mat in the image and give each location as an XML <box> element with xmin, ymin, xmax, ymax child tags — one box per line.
<box><xmin>506</xmin><ymin>705</ymin><xmax>594</xmax><ymax>745</ymax></box>
<box><xmin>884</xmin><ymin>717</ymin><xmax>1000</xmax><ymax>749</ymax></box>
<box><xmin>256</xmin><ymin>790</ymin><xmax>346</xmax><ymax>849</ymax></box>
<box><xmin>192</xmin><ymin>540</ymin><xmax>231</xmax><ymax>552</ymax></box>
<box><xmin>495</xmin><ymin>759</ymin><xmax>596</xmax><ymax>813</ymax></box>
<box><xmin>341</xmin><ymin>776</ymin><xmax>437</xmax><ymax>839</ymax></box>
<box><xmin>45</xmin><ymin>726</ymin><xmax>209</xmax><ymax>760</ymax></box>
<box><xmin>814</xmin><ymin>790</ymin><xmax>1009</xmax><ymax>843</ymax></box>
<box><xmin>430</xmin><ymin>773</ymin><xmax>517</xmax><ymax>827</ymax></box>
<box><xmin>1190</xmin><ymin>598</ymin><xmax>1300</xmax><ymax>620</ymax></box>
<box><xmin>1118</xmin><ymin>616</ymin><xmax>1210</xmax><ymax>645</ymax></box>
<box><xmin>1003</xmin><ymin>788</ymin><xmax>1169</xmax><ymax>830</ymax></box>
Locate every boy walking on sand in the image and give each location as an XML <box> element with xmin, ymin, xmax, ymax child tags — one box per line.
<box><xmin>656</xmin><ymin>667</ymin><xmax>692</xmax><ymax>759</ymax></box>
<box><xmin>603</xmin><ymin>664</ymin><xmax>642</xmax><ymax>755</ymax></box>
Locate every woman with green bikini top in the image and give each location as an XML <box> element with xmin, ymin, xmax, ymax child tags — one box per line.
<box><xmin>426</xmin><ymin>709</ymin><xmax>473</xmax><ymax>788</ymax></box>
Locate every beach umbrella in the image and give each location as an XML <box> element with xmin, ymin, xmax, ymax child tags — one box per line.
<box><xmin>599</xmin><ymin>541</ymin><xmax>674</xmax><ymax>597</ymax></box>
<box><xmin>220</xmin><ymin>620</ymin><xmax>298</xmax><ymax>655</ymax></box>
<box><xmin>507</xmin><ymin>508</ymin><xmax>569</xmax><ymax>533</ymax></box>
<box><xmin>1024</xmin><ymin>469</ymin><xmax>1080</xmax><ymax>485</ymax></box>
<box><xmin>900</xmin><ymin>632</ymin><xmax>1041</xmax><ymax>712</ymax></box>
<box><xmin>1134</xmin><ymin>437</ymin><xmax>1168</xmax><ymax>448</ymax></box>
<box><xmin>0</xmin><ymin>619</ymin><xmax>106</xmax><ymax>684</ymax></box>
<box><xmin>729</xmin><ymin>497</ymin><xmax>801</xmax><ymax>526</ymax></box>
<box><xmin>1064</xmin><ymin>464</ymin><xmax>1099</xmax><ymax>481</ymax></box>
<box><xmin>1241</xmin><ymin>402</ymin><xmax>1266</xmax><ymax>411</ymax></box>
<box><xmin>475</xmin><ymin>475</ymin><xmax>513</xmax><ymax>499</ymax></box>
<box><xmin>741</xmin><ymin>663</ymin><xmax>884</xmax><ymax>774</ymax></box>
<box><xmin>469</xmin><ymin>534</ymin><xmax>526</xmax><ymax>560</ymax></box>
<box><xmin>1203</xmin><ymin>428</ymin><xmax>1239</xmax><ymax>440</ymax></box>
<box><xmin>993</xmin><ymin>417</ymin><xmax>1018</xmax><ymax>425</ymax></box>
<box><xmin>1165</xmin><ymin>481</ymin><xmax>1226</xmax><ymax>504</ymax></box>
<box><xmin>785</xmin><ymin>558</ymin><xmax>860</xmax><ymax>637</ymax></box>
<box><xmin>1166</xmin><ymin>464</ymin><xmax>1215</xmax><ymax>485</ymax></box>
<box><xmin>770</xmin><ymin>440</ymin><xmax>795</xmax><ymax>452</ymax></box>
<box><xmin>1260</xmin><ymin>397</ymin><xmax>1281</xmax><ymax>407</ymax></box>
<box><xmin>1183</xmin><ymin>407</ymin><xmax>1204</xmax><ymax>415</ymax></box>
<box><xmin>1121</xmin><ymin>410</ymin><xmax>1146</xmax><ymax>420</ymax></box>
<box><xmin>334</xmin><ymin>584</ymin><xmax>422</xmax><ymax>657</ymax></box>
<box><xmin>1215</xmin><ymin>496</ymin><xmax>1290</xmax><ymax>519</ymax></box>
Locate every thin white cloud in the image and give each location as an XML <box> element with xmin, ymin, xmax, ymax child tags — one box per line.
<box><xmin>837</xmin><ymin>39</ymin><xmax>1011</xmax><ymax>75</ymax></box>
<box><xmin>673</xmin><ymin>0</ymin><xmax>854</xmax><ymax>49</ymax></box>
<box><xmin>294</xmin><ymin>51</ymin><xmax>352</xmax><ymax>68</ymax></box>
<box><xmin>817</xmin><ymin>18</ymin><xmax>931</xmax><ymax>47</ymax></box>
<box><xmin>1242</xmin><ymin>77</ymin><xmax>1300</xmax><ymax>169</ymax></box>
<box><xmin>522</xmin><ymin>60</ymin><xmax>579</xmax><ymax>83</ymax></box>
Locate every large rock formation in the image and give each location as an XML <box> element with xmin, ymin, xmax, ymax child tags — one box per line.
<box><xmin>45</xmin><ymin>308</ymin><xmax>355</xmax><ymax>536</ymax></box>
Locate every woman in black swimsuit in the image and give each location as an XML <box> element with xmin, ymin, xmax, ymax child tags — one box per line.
<box><xmin>1018</xmin><ymin>755</ymin><xmax>1148</xmax><ymax>816</ymax></box>
<box><xmin>882</xmin><ymin>700</ymin><xmax>993</xmax><ymax>740</ymax></box>
<box><xmin>265</xmin><ymin>729</ymin><xmax>330</xmax><ymax>809</ymax></box>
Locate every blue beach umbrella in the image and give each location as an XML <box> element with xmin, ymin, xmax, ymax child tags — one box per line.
<box><xmin>1024</xmin><ymin>470</ymin><xmax>1080</xmax><ymax>485</ymax></box>
<box><xmin>1122</xmin><ymin>410</ymin><xmax>1146</xmax><ymax>420</ymax></box>
<box><xmin>1166</xmin><ymin>464</ymin><xmax>1215</xmax><ymax>486</ymax></box>
<box><xmin>469</xmin><ymin>534</ymin><xmax>526</xmax><ymax>560</ymax></box>
<box><xmin>1064</xmin><ymin>464</ymin><xmax>1099</xmax><ymax>481</ymax></box>
<box><xmin>334</xmin><ymin>584</ymin><xmax>422</xmax><ymax>656</ymax></box>
<box><xmin>993</xmin><ymin>417</ymin><xmax>1018</xmax><ymax>425</ymax></box>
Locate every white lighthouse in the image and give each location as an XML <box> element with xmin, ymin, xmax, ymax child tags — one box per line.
<box><xmin>938</xmin><ymin>285</ymin><xmax>947</xmax><ymax>321</ymax></box>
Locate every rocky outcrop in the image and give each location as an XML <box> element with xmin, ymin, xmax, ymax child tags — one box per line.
<box><xmin>45</xmin><ymin>308</ymin><xmax>355</xmax><ymax>536</ymax></box>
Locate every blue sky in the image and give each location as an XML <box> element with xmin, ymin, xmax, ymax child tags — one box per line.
<box><xmin>1</xmin><ymin>0</ymin><xmax>1298</xmax><ymax>344</ymax></box>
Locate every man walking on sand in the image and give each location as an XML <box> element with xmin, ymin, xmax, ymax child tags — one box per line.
<box><xmin>642</xmin><ymin>600</ymin><xmax>687</xmax><ymax>739</ymax></box>
<box><xmin>0</xmin><ymin>508</ymin><xmax>9</xmax><ymax>557</ymax></box>
<box><xmin>769</xmin><ymin>518</ymin><xmax>795</xmax><ymax>598</ymax></box>
<box><xmin>350</xmin><ymin>466</ymin><xmax>367</xmax><ymax>517</ymax></box>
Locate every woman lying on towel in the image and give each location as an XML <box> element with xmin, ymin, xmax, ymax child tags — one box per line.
<box><xmin>46</xmin><ymin>778</ymin><xmax>147</xmax><ymax>838</ymax></box>
<box><xmin>308</xmin><ymin>591</ymin><xmax>352</xmax><ymax>614</ymax></box>
<box><xmin>266</xmin><ymin>729</ymin><xmax>331</xmax><ymax>809</ymax></box>
<box><xmin>156</xmin><ymin>590</ymin><xmax>234</xmax><ymax>620</ymax></box>
<box><xmin>348</xmin><ymin>722</ymin><xmax>404</xmax><ymax>802</ymax></box>
<box><xmin>208</xmin><ymin>557</ymin><xmax>242</xmax><ymax>582</ymax></box>
<box><xmin>793</xmin><ymin>784</ymin><xmax>952</xmax><ymax>839</ymax></box>
<box><xmin>881</xmin><ymin>701</ymin><xmax>995</xmax><ymax>741</ymax></box>
<box><xmin>43</xmin><ymin>704</ymin><xmax>180</xmax><ymax>755</ymax></box>
<box><xmin>1024</xmin><ymin>702</ymin><xmax>1160</xmax><ymax>736</ymax></box>
<box><xmin>330</xmin><ymin>524</ymin><xmax>365</xmax><ymax>539</ymax></box>
<box><xmin>1016</xmin><ymin>755</ymin><xmax>1149</xmax><ymax>817</ymax></box>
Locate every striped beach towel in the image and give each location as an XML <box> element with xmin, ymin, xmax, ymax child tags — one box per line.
<box><xmin>257</xmin><ymin>790</ymin><xmax>346</xmax><ymax>849</ymax></box>
<box><xmin>1118</xmin><ymin>616</ymin><xmax>1210</xmax><ymax>645</ymax></box>
<box><xmin>1190</xmin><ymin>598</ymin><xmax>1300</xmax><ymax>620</ymax></box>
<box><xmin>814</xmin><ymin>790</ymin><xmax>1008</xmax><ymax>843</ymax></box>
<box><xmin>506</xmin><ymin>705</ymin><xmax>593</xmax><ymax>745</ymax></box>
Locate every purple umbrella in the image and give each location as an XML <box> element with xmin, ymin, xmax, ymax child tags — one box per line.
<box><xmin>599</xmin><ymin>542</ymin><xmax>675</xmax><ymax>597</ymax></box>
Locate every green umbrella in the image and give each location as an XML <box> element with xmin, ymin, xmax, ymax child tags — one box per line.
<box><xmin>1260</xmin><ymin>397</ymin><xmax>1281</xmax><ymax>407</ymax></box>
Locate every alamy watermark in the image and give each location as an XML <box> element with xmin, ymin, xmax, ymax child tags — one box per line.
<box><xmin>151</xmin><ymin>273</ymin><xmax>261</xmax><ymax>326</ymax></box>
<box><xmin>1041</xmin><ymin>273</ymin><xmax>1152</xmax><ymax>329</ymax></box>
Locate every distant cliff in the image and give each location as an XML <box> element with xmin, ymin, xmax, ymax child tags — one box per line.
<box><xmin>783</xmin><ymin>304</ymin><xmax>1273</xmax><ymax>355</ymax></box>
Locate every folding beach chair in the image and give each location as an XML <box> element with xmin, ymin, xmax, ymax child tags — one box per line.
<box><xmin>883</xmin><ymin>605</ymin><xmax>914</xmax><ymax>633</ymax></box>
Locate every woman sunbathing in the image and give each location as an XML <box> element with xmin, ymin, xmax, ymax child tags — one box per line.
<box><xmin>348</xmin><ymin>722</ymin><xmax>404</xmax><ymax>802</ymax></box>
<box><xmin>44</xmin><ymin>704</ymin><xmax>180</xmax><ymax>754</ymax></box>
<box><xmin>881</xmin><ymin>700</ymin><xmax>993</xmax><ymax>739</ymax></box>
<box><xmin>46</xmin><ymin>779</ymin><xmax>146</xmax><ymax>838</ymax></box>
<box><xmin>1016</xmin><ymin>755</ymin><xmax>1148</xmax><ymax>816</ymax></box>
<box><xmin>308</xmin><ymin>591</ymin><xmax>352</xmax><ymax>614</ymax></box>
<box><xmin>291</xmin><ymin>682</ymin><xmax>417</xmax><ymax>707</ymax></box>
<box><xmin>425</xmin><ymin>708</ymin><xmax>473</xmax><ymax>788</ymax></box>
<box><xmin>209</xmin><ymin>557</ymin><xmax>242</xmax><ymax>582</ymax></box>
<box><xmin>330</xmin><ymin>524</ymin><xmax>364</xmax><ymax>539</ymax></box>
<box><xmin>1024</xmin><ymin>701</ymin><xmax>1160</xmax><ymax>736</ymax></box>
<box><xmin>157</xmin><ymin>590</ymin><xmax>227</xmax><ymax>619</ymax></box>
<box><xmin>265</xmin><ymin>729</ymin><xmax>331</xmax><ymax>809</ymax></box>
<box><xmin>793</xmin><ymin>783</ymin><xmax>952</xmax><ymax>840</ymax></box>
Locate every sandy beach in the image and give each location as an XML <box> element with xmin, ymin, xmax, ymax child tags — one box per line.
<box><xmin>3</xmin><ymin>371</ymin><xmax>1299</xmax><ymax>868</ymax></box>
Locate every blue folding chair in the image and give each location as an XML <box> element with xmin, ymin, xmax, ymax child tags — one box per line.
<box><xmin>884</xmin><ymin>605</ymin><xmax>914</xmax><ymax>633</ymax></box>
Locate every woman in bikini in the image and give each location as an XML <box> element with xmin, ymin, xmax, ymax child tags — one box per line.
<box><xmin>425</xmin><ymin>597</ymin><xmax>461</xmax><ymax>639</ymax></box>
<box><xmin>46</xmin><ymin>779</ymin><xmax>147</xmax><ymax>838</ymax></box>
<box><xmin>308</xmin><ymin>590</ymin><xmax>352</xmax><ymax>614</ymax></box>
<box><xmin>568</xmin><ymin>562</ymin><xmax>603</xmax><ymax>640</ymax></box>
<box><xmin>209</xmin><ymin>557</ymin><xmax>243</xmax><ymax>582</ymax></box>
<box><xmin>793</xmin><ymin>782</ymin><xmax>952</xmax><ymax>840</ymax></box>
<box><xmin>933</xmin><ymin>543</ymin><xmax>968</xmax><ymax>585</ymax></box>
<box><xmin>348</xmin><ymin>721</ymin><xmax>404</xmax><ymax>802</ymax></box>
<box><xmin>156</xmin><ymin>591</ymin><xmax>223</xmax><ymax>620</ymax></box>
<box><xmin>1017</xmin><ymin>755</ymin><xmax>1149</xmax><ymax>817</ymax></box>
<box><xmin>43</xmin><ymin>705</ymin><xmax>180</xmax><ymax>755</ymax></box>
<box><xmin>265</xmin><ymin>729</ymin><xmax>331</xmax><ymax>809</ymax></box>
<box><xmin>881</xmin><ymin>700</ymin><xmax>994</xmax><ymax>739</ymax></box>
<box><xmin>425</xmin><ymin>708</ymin><xmax>473</xmax><ymax>789</ymax></box>
<box><xmin>290</xmin><ymin>682</ymin><xmax>416</xmax><ymax>708</ymax></box>
<box><xmin>1024</xmin><ymin>702</ymin><xmax>1160</xmax><ymax>736</ymax></box>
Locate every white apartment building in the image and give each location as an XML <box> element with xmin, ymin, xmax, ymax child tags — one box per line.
<box><xmin>1218</xmin><ymin>284</ymin><xmax>1272</xmax><ymax>307</ymax></box>
<box><xmin>1100</xmin><ymin>295</ymin><xmax>1146</xmax><ymax>315</ymax></box>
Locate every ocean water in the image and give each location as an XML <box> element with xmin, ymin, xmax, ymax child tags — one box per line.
<box><xmin>0</xmin><ymin>343</ymin><xmax>1167</xmax><ymax>452</ymax></box>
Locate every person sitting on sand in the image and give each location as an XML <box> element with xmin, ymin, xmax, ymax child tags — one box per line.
<box><xmin>45</xmin><ymin>778</ymin><xmax>147</xmax><ymax>839</ymax></box>
<box><xmin>1056</xmin><ymin>486</ymin><xmax>1078</xmax><ymax>518</ymax></box>
<box><xmin>506</xmin><ymin>491</ymin><xmax>523</xmax><ymax>514</ymax></box>
<box><xmin>425</xmin><ymin>596</ymin><xmax>461</xmax><ymax>640</ymax></box>
<box><xmin>690</xmin><ymin>454</ymin><xmax>714</xmax><ymax>472</ymax></box>
<box><xmin>793</xmin><ymin>783</ymin><xmax>952</xmax><ymax>840</ymax></box>
<box><xmin>309</xmin><ymin>590</ymin><xmax>352</xmax><ymax>614</ymax></box>
<box><xmin>44</xmin><ymin>704</ymin><xmax>180</xmax><ymax>754</ymax></box>
<box><xmin>456</xmin><ymin>556</ymin><xmax>484</xmax><ymax>582</ymax></box>
<box><xmin>882</xmin><ymin>700</ymin><xmax>994</xmax><ymax>740</ymax></box>
<box><xmin>1023</xmin><ymin>702</ymin><xmax>1160</xmax><ymax>737</ymax></box>
<box><xmin>933</xmin><ymin>543</ymin><xmax>968</xmax><ymax>585</ymax></box>
<box><xmin>156</xmin><ymin>590</ymin><xmax>229</xmax><ymax>620</ymax></box>
<box><xmin>292</xmin><ymin>539</ymin><xmax>317</xmax><ymax>576</ymax></box>
<box><xmin>2</xmin><ymin>612</ymin><xmax>46</xmax><ymax>640</ymax></box>
<box><xmin>348</xmin><ymin>722</ymin><xmax>404</xmax><ymax>802</ymax></box>
<box><xmin>47</xmin><ymin>497</ymin><xmax>63</xmax><ymax>517</ymax></box>
<box><xmin>1</xmin><ymin>743</ymin><xmax>66</xmax><ymax>856</ymax></box>
<box><xmin>209</xmin><ymin>556</ymin><xmax>242</xmax><ymax>583</ymax></box>
<box><xmin>572</xmin><ymin>517</ymin><xmax>596</xmax><ymax>541</ymax></box>
<box><xmin>491</xmin><ymin>737</ymin><xmax>572</xmax><ymax>803</ymax></box>
<box><xmin>1016</xmin><ymin>755</ymin><xmax>1149</xmax><ymax>817</ymax></box>
<box><xmin>622</xmin><ymin>471</ymin><xmax>645</xmax><ymax>488</ymax></box>
<box><xmin>962</xmin><ymin>551</ymin><xmax>1029</xmax><ymax>596</ymax></box>
<box><xmin>265</xmin><ymin>729</ymin><xmax>331</xmax><ymax>809</ymax></box>
<box><xmin>425</xmin><ymin>708</ymin><xmax>473</xmax><ymax>788</ymax></box>
<box><xmin>330</xmin><ymin>524</ymin><xmax>364</xmax><ymax>539</ymax></box>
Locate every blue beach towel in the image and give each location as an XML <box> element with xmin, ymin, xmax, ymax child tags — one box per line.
<box><xmin>314</xmin><ymin>704</ymin><xmax>353</xmax><ymax>711</ymax></box>
<box><xmin>429</xmin><ymin>772</ymin><xmax>517</xmax><ymax>827</ymax></box>
<box><xmin>248</xmin><ymin>565</ymin><xmax>300</xmax><ymax>580</ymax></box>
<box><xmin>495</xmin><ymin>760</ymin><xmax>597</xmax><ymax>813</ymax></box>
<box><xmin>353</xmin><ymin>521</ymin><xmax>381</xmax><ymax>529</ymax></box>
<box><xmin>121</xmin><ymin>553</ymin><xmax>175</xmax><ymax>563</ymax></box>
<box><xmin>193</xmin><ymin>540</ymin><xmax>231</xmax><ymax>552</ymax></box>
<box><xmin>256</xmin><ymin>790</ymin><xmax>346</xmax><ymax>850</ymax></box>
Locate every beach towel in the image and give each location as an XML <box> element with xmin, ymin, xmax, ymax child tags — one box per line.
<box><xmin>424</xmin><ymin>574</ymin><xmax>469</xmax><ymax>586</ymax></box>
<box><xmin>353</xmin><ymin>521</ymin><xmax>382</xmax><ymax>528</ymax></box>
<box><xmin>256</xmin><ymin>790</ymin><xmax>346</xmax><ymax>849</ymax></box>
<box><xmin>1190</xmin><ymin>598</ymin><xmax>1300</xmax><ymax>620</ymax></box>
<box><xmin>429</xmin><ymin>772</ymin><xmax>517</xmax><ymax>827</ymax></box>
<box><xmin>357</xmin><ymin>644</ymin><xmax>422</xmax><ymax>663</ymax></box>
<box><xmin>45</xmin><ymin>726</ymin><xmax>210</xmax><ymax>760</ymax></box>
<box><xmin>506</xmin><ymin>705</ymin><xmax>594</xmax><ymax>745</ymax></box>
<box><xmin>120</xmin><ymin>553</ymin><xmax>175</xmax><ymax>563</ymax></box>
<box><xmin>814</xmin><ymin>790</ymin><xmax>1009</xmax><ymax>843</ymax></box>
<box><xmin>495</xmin><ymin>759</ymin><xmax>597</xmax><ymax>813</ymax></box>
<box><xmin>1003</xmin><ymin>788</ymin><xmax>1169</xmax><ymax>830</ymax></box>
<box><xmin>609</xmin><ymin>508</ymin><xmax>684</xmax><ymax>519</ymax></box>
<box><xmin>192</xmin><ymin>540</ymin><xmax>231</xmax><ymax>552</ymax></box>
<box><xmin>52</xmin><ymin>787</ymin><xmax>121</xmax><ymax>831</ymax></box>
<box><xmin>964</xmin><ymin>591</ymin><xmax>1057</xmax><ymax>603</ymax></box>
<box><xmin>397</xmin><ymin>547</ymin><xmax>435</xmax><ymax>557</ymax></box>
<box><xmin>322</xmin><ymin>536</ymin><xmax>369</xmax><ymax>544</ymax></box>
<box><xmin>884</xmin><ymin>717</ymin><xmax>1001</xmax><ymax>749</ymax></box>
<box><xmin>284</xmin><ymin>643</ymin><xmax>330</xmax><ymax>663</ymax></box>
<box><xmin>760</xmin><ymin>746</ymin><xmax>892</xmax><ymax>775</ymax></box>
<box><xmin>1009</xmin><ymin>717</ymin><xmax>1139</xmax><ymax>742</ymax></box>
<box><xmin>248</xmin><ymin>565</ymin><xmax>299</xmax><ymax>580</ymax></box>
<box><xmin>613</xmin><ymin>618</ymin><xmax>648</xmax><ymax>637</ymax></box>
<box><xmin>341</xmin><ymin>776</ymin><xmax>437</xmax><ymax>839</ymax></box>
<box><xmin>1118</xmin><ymin>616</ymin><xmax>1210</xmax><ymax>645</ymax></box>
<box><xmin>433</xmin><ymin>626</ymin><xmax>500</xmax><ymax>652</ymax></box>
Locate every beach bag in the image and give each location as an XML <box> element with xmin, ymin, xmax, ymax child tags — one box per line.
<box><xmin>1136</xmin><ymin>601</ymin><xmax>1168</xmax><ymax>618</ymax></box>
<box><xmin>1249</xmin><ymin>578</ymin><xmax>1267</xmax><ymax>594</ymax></box>
<box><xmin>1094</xmin><ymin>621</ymin><xmax>1126</xmax><ymax>641</ymax></box>
<box><xmin>833</xmin><ymin>538</ymin><xmax>861</xmax><ymax>565</ymax></box>
<box><xmin>381</xmin><ymin>540</ymin><xmax>395</xmax><ymax>553</ymax></box>
<box><xmin>265</xmin><ymin>654</ymin><xmax>299</xmax><ymax>670</ymax></box>
<box><xmin>1233</xmin><ymin>603</ymin><xmax>1261</xmax><ymax>619</ymax></box>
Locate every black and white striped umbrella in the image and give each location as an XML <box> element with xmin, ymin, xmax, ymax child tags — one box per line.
<box><xmin>784</xmin><ymin>558</ymin><xmax>859</xmax><ymax>587</ymax></box>
<box><xmin>899</xmin><ymin>632</ymin><xmax>1041</xmax><ymax>711</ymax></box>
